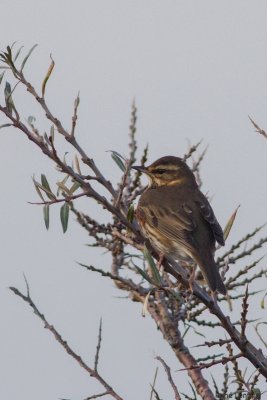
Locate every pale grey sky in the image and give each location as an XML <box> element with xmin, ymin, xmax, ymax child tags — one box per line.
<box><xmin>1</xmin><ymin>1</ymin><xmax>267</xmax><ymax>399</ymax></box>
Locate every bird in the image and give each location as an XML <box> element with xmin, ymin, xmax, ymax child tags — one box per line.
<box><xmin>132</xmin><ymin>156</ymin><xmax>227</xmax><ymax>295</ymax></box>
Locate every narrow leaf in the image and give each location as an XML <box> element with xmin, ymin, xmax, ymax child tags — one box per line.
<box><xmin>0</xmin><ymin>123</ymin><xmax>12</xmax><ymax>129</ymax></box>
<box><xmin>50</xmin><ymin>125</ymin><xmax>55</xmax><ymax>143</ymax></box>
<box><xmin>41</xmin><ymin>174</ymin><xmax>56</xmax><ymax>200</ymax></box>
<box><xmin>127</xmin><ymin>204</ymin><xmax>135</xmax><ymax>223</ymax></box>
<box><xmin>74</xmin><ymin>92</ymin><xmax>80</xmax><ymax>109</ymax></box>
<box><xmin>143</xmin><ymin>246</ymin><xmax>162</xmax><ymax>285</ymax></box>
<box><xmin>223</xmin><ymin>205</ymin><xmax>240</xmax><ymax>242</ymax></box>
<box><xmin>107</xmin><ymin>150</ymin><xmax>126</xmax><ymax>172</ymax></box>
<box><xmin>260</xmin><ymin>292</ymin><xmax>267</xmax><ymax>309</ymax></box>
<box><xmin>74</xmin><ymin>154</ymin><xmax>81</xmax><ymax>174</ymax></box>
<box><xmin>4</xmin><ymin>81</ymin><xmax>13</xmax><ymax>113</ymax></box>
<box><xmin>43</xmin><ymin>204</ymin><xmax>50</xmax><ymax>230</ymax></box>
<box><xmin>56</xmin><ymin>175</ymin><xmax>69</xmax><ymax>195</ymax></box>
<box><xmin>21</xmin><ymin>44</ymin><xmax>38</xmax><ymax>71</ymax></box>
<box><xmin>135</xmin><ymin>265</ymin><xmax>153</xmax><ymax>284</ymax></box>
<box><xmin>69</xmin><ymin>181</ymin><xmax>80</xmax><ymax>194</ymax></box>
<box><xmin>32</xmin><ymin>176</ymin><xmax>45</xmax><ymax>202</ymax></box>
<box><xmin>60</xmin><ymin>203</ymin><xmax>69</xmax><ymax>233</ymax></box>
<box><xmin>41</xmin><ymin>55</ymin><xmax>55</xmax><ymax>97</ymax></box>
<box><xmin>57</xmin><ymin>181</ymin><xmax>72</xmax><ymax>195</ymax></box>
<box><xmin>0</xmin><ymin>71</ymin><xmax>5</xmax><ymax>86</ymax></box>
<box><xmin>27</xmin><ymin>115</ymin><xmax>36</xmax><ymax>125</ymax></box>
<box><xmin>149</xmin><ymin>367</ymin><xmax>159</xmax><ymax>400</ymax></box>
<box><xmin>14</xmin><ymin>45</ymin><xmax>24</xmax><ymax>62</ymax></box>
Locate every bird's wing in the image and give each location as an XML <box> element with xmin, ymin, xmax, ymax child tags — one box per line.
<box><xmin>196</xmin><ymin>193</ymin><xmax>225</xmax><ymax>246</ymax></box>
<box><xmin>141</xmin><ymin>202</ymin><xmax>196</xmax><ymax>250</ymax></box>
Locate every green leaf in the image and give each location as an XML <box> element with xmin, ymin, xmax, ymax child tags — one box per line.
<box><xmin>134</xmin><ymin>265</ymin><xmax>153</xmax><ymax>284</ymax></box>
<box><xmin>60</xmin><ymin>203</ymin><xmax>69</xmax><ymax>233</ymax></box>
<box><xmin>127</xmin><ymin>204</ymin><xmax>135</xmax><ymax>223</ymax></box>
<box><xmin>14</xmin><ymin>45</ymin><xmax>24</xmax><ymax>62</ymax></box>
<box><xmin>108</xmin><ymin>150</ymin><xmax>126</xmax><ymax>172</ymax></box>
<box><xmin>20</xmin><ymin>44</ymin><xmax>38</xmax><ymax>71</ymax></box>
<box><xmin>223</xmin><ymin>205</ymin><xmax>240</xmax><ymax>242</ymax></box>
<box><xmin>27</xmin><ymin>115</ymin><xmax>36</xmax><ymax>125</ymax></box>
<box><xmin>4</xmin><ymin>81</ymin><xmax>13</xmax><ymax>113</ymax></box>
<box><xmin>43</xmin><ymin>204</ymin><xmax>50</xmax><ymax>230</ymax></box>
<box><xmin>143</xmin><ymin>246</ymin><xmax>162</xmax><ymax>285</ymax></box>
<box><xmin>32</xmin><ymin>176</ymin><xmax>45</xmax><ymax>202</ymax></box>
<box><xmin>50</xmin><ymin>125</ymin><xmax>55</xmax><ymax>142</ymax></box>
<box><xmin>74</xmin><ymin>92</ymin><xmax>80</xmax><ymax>109</ymax></box>
<box><xmin>252</xmin><ymin>388</ymin><xmax>261</xmax><ymax>399</ymax></box>
<box><xmin>0</xmin><ymin>123</ymin><xmax>12</xmax><ymax>130</ymax></box>
<box><xmin>0</xmin><ymin>71</ymin><xmax>5</xmax><ymax>86</ymax></box>
<box><xmin>41</xmin><ymin>174</ymin><xmax>56</xmax><ymax>200</ymax></box>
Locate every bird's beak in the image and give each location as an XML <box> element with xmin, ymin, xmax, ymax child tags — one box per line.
<box><xmin>131</xmin><ymin>165</ymin><xmax>147</xmax><ymax>174</ymax></box>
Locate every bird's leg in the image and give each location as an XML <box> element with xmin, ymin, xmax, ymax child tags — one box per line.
<box><xmin>157</xmin><ymin>253</ymin><xmax>165</xmax><ymax>272</ymax></box>
<box><xmin>211</xmin><ymin>291</ymin><xmax>218</xmax><ymax>306</ymax></box>
<box><xmin>188</xmin><ymin>264</ymin><xmax>197</xmax><ymax>293</ymax></box>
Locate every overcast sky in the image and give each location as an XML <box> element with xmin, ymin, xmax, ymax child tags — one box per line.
<box><xmin>1</xmin><ymin>1</ymin><xmax>267</xmax><ymax>399</ymax></box>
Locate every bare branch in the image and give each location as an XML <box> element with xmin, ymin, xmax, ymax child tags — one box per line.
<box><xmin>156</xmin><ymin>356</ymin><xmax>181</xmax><ymax>400</ymax></box>
<box><xmin>9</xmin><ymin>285</ymin><xmax>124</xmax><ymax>400</ymax></box>
<box><xmin>94</xmin><ymin>318</ymin><xmax>102</xmax><ymax>372</ymax></box>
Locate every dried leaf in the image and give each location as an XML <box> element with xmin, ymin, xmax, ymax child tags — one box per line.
<box><xmin>69</xmin><ymin>181</ymin><xmax>80</xmax><ymax>194</ymax></box>
<box><xmin>57</xmin><ymin>181</ymin><xmax>72</xmax><ymax>196</ymax></box>
<box><xmin>223</xmin><ymin>205</ymin><xmax>240</xmax><ymax>242</ymax></box>
<box><xmin>41</xmin><ymin>55</ymin><xmax>55</xmax><ymax>97</ymax></box>
<box><xmin>74</xmin><ymin>154</ymin><xmax>81</xmax><ymax>174</ymax></box>
<box><xmin>142</xmin><ymin>290</ymin><xmax>152</xmax><ymax>317</ymax></box>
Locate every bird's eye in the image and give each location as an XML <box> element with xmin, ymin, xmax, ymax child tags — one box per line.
<box><xmin>155</xmin><ymin>169</ymin><xmax>166</xmax><ymax>174</ymax></box>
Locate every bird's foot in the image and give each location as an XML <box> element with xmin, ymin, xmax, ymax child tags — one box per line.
<box><xmin>188</xmin><ymin>264</ymin><xmax>197</xmax><ymax>293</ymax></box>
<box><xmin>211</xmin><ymin>291</ymin><xmax>218</xmax><ymax>306</ymax></box>
<box><xmin>157</xmin><ymin>253</ymin><xmax>165</xmax><ymax>272</ymax></box>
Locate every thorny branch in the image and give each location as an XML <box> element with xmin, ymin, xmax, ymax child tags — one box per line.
<box><xmin>156</xmin><ymin>356</ymin><xmax>181</xmax><ymax>400</ymax></box>
<box><xmin>1</xmin><ymin>45</ymin><xmax>267</xmax><ymax>398</ymax></box>
<box><xmin>9</xmin><ymin>284</ymin><xmax>124</xmax><ymax>400</ymax></box>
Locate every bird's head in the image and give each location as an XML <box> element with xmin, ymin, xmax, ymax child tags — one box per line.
<box><xmin>132</xmin><ymin>156</ymin><xmax>197</xmax><ymax>187</ymax></box>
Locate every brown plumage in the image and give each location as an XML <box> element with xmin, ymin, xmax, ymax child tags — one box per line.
<box><xmin>133</xmin><ymin>156</ymin><xmax>226</xmax><ymax>295</ymax></box>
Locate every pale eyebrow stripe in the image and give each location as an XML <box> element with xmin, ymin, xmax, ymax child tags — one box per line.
<box><xmin>151</xmin><ymin>165</ymin><xmax>179</xmax><ymax>171</ymax></box>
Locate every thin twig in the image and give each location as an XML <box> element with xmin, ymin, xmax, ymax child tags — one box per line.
<box><xmin>9</xmin><ymin>284</ymin><xmax>124</xmax><ymax>400</ymax></box>
<box><xmin>156</xmin><ymin>356</ymin><xmax>181</xmax><ymax>400</ymax></box>
<box><xmin>241</xmin><ymin>285</ymin><xmax>249</xmax><ymax>340</ymax></box>
<box><xmin>179</xmin><ymin>353</ymin><xmax>243</xmax><ymax>372</ymax></box>
<box><xmin>94</xmin><ymin>318</ymin><xmax>102</xmax><ymax>372</ymax></box>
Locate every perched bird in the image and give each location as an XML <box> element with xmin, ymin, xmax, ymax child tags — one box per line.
<box><xmin>132</xmin><ymin>156</ymin><xmax>226</xmax><ymax>295</ymax></box>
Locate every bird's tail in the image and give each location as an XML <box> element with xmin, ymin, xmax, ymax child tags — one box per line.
<box><xmin>197</xmin><ymin>254</ymin><xmax>227</xmax><ymax>295</ymax></box>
